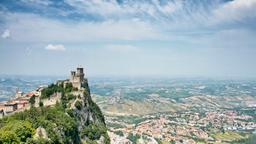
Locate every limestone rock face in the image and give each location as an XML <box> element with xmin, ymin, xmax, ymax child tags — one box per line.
<box><xmin>71</xmin><ymin>81</ymin><xmax>108</xmax><ymax>143</ymax></box>
<box><xmin>34</xmin><ymin>126</ymin><xmax>48</xmax><ymax>140</ymax></box>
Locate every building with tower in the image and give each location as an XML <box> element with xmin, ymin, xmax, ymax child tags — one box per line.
<box><xmin>69</xmin><ymin>67</ymin><xmax>85</xmax><ymax>90</ymax></box>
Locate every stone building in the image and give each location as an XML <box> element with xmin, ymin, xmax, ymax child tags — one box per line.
<box><xmin>56</xmin><ymin>67</ymin><xmax>86</xmax><ymax>90</ymax></box>
<box><xmin>15</xmin><ymin>91</ymin><xmax>23</xmax><ymax>99</ymax></box>
<box><xmin>3</xmin><ymin>102</ymin><xmax>18</xmax><ymax>113</ymax></box>
<box><xmin>69</xmin><ymin>67</ymin><xmax>85</xmax><ymax>90</ymax></box>
<box><xmin>0</xmin><ymin>109</ymin><xmax>4</xmax><ymax>119</ymax></box>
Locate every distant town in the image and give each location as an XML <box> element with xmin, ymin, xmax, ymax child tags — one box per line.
<box><xmin>106</xmin><ymin>110</ymin><xmax>256</xmax><ymax>143</ymax></box>
<box><xmin>90</xmin><ymin>78</ymin><xmax>256</xmax><ymax>143</ymax></box>
<box><xmin>1</xmin><ymin>74</ymin><xmax>256</xmax><ymax>143</ymax></box>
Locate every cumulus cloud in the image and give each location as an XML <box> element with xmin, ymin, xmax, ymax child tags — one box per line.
<box><xmin>1</xmin><ymin>29</ymin><xmax>10</xmax><ymax>39</ymax></box>
<box><xmin>45</xmin><ymin>44</ymin><xmax>66</xmax><ymax>51</ymax></box>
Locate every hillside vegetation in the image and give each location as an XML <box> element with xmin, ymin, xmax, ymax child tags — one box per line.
<box><xmin>0</xmin><ymin>81</ymin><xmax>110</xmax><ymax>144</ymax></box>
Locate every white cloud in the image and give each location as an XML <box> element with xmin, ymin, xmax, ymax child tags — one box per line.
<box><xmin>105</xmin><ymin>44</ymin><xmax>140</xmax><ymax>53</ymax></box>
<box><xmin>1</xmin><ymin>29</ymin><xmax>10</xmax><ymax>39</ymax></box>
<box><xmin>65</xmin><ymin>0</ymin><xmax>124</xmax><ymax>17</ymax></box>
<box><xmin>1</xmin><ymin>0</ymin><xmax>255</xmax><ymax>45</ymax></box>
<box><xmin>47</xmin><ymin>0</ymin><xmax>256</xmax><ymax>33</ymax></box>
<box><xmin>153</xmin><ymin>0</ymin><xmax>183</xmax><ymax>15</ymax></box>
<box><xmin>20</xmin><ymin>0</ymin><xmax>52</xmax><ymax>6</ymax></box>
<box><xmin>45</xmin><ymin>44</ymin><xmax>66</xmax><ymax>51</ymax></box>
<box><xmin>3</xmin><ymin>13</ymin><xmax>164</xmax><ymax>43</ymax></box>
<box><xmin>64</xmin><ymin>0</ymin><xmax>183</xmax><ymax>19</ymax></box>
<box><xmin>212</xmin><ymin>0</ymin><xmax>256</xmax><ymax>23</ymax></box>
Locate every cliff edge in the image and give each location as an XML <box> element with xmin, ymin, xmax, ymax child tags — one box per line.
<box><xmin>0</xmin><ymin>75</ymin><xmax>110</xmax><ymax>144</ymax></box>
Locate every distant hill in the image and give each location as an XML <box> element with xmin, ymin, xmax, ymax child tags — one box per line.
<box><xmin>0</xmin><ymin>75</ymin><xmax>61</xmax><ymax>101</ymax></box>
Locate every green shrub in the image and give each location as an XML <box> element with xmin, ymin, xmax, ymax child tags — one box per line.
<box><xmin>29</xmin><ymin>95</ymin><xmax>36</xmax><ymax>105</ymax></box>
<box><xmin>89</xmin><ymin>99</ymin><xmax>105</xmax><ymax>124</ymax></box>
<box><xmin>114</xmin><ymin>130</ymin><xmax>124</xmax><ymax>136</ymax></box>
<box><xmin>65</xmin><ymin>83</ymin><xmax>73</xmax><ymax>93</ymax></box>
<box><xmin>39</xmin><ymin>101</ymin><xmax>44</xmax><ymax>107</ymax></box>
<box><xmin>81</xmin><ymin>124</ymin><xmax>107</xmax><ymax>140</ymax></box>
<box><xmin>0</xmin><ymin>81</ymin><xmax>109</xmax><ymax>144</ymax></box>
<box><xmin>0</xmin><ymin>120</ymin><xmax>35</xmax><ymax>143</ymax></box>
<box><xmin>127</xmin><ymin>133</ymin><xmax>140</xmax><ymax>143</ymax></box>
<box><xmin>26</xmin><ymin>137</ymin><xmax>51</xmax><ymax>144</ymax></box>
<box><xmin>67</xmin><ymin>94</ymin><xmax>75</xmax><ymax>101</ymax></box>
<box><xmin>0</xmin><ymin>130</ymin><xmax>20</xmax><ymax>143</ymax></box>
<box><xmin>0</xmin><ymin>106</ymin><xmax>79</xmax><ymax>144</ymax></box>
<box><xmin>41</xmin><ymin>84</ymin><xmax>63</xmax><ymax>99</ymax></box>
<box><xmin>66</xmin><ymin>109</ymin><xmax>74</xmax><ymax>117</ymax></box>
<box><xmin>75</xmin><ymin>101</ymin><xmax>82</xmax><ymax>110</ymax></box>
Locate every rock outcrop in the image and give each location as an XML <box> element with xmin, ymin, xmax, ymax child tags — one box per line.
<box><xmin>0</xmin><ymin>78</ymin><xmax>110</xmax><ymax>144</ymax></box>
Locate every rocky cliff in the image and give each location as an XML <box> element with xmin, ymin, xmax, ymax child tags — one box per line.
<box><xmin>71</xmin><ymin>80</ymin><xmax>110</xmax><ymax>143</ymax></box>
<box><xmin>0</xmin><ymin>79</ymin><xmax>110</xmax><ymax>144</ymax></box>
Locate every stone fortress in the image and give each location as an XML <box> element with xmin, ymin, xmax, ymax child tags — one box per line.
<box><xmin>69</xmin><ymin>67</ymin><xmax>85</xmax><ymax>90</ymax></box>
<box><xmin>57</xmin><ymin>67</ymin><xmax>86</xmax><ymax>90</ymax></box>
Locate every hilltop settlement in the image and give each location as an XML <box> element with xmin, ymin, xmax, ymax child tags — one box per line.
<box><xmin>0</xmin><ymin>67</ymin><xmax>86</xmax><ymax>118</ymax></box>
<box><xmin>0</xmin><ymin>67</ymin><xmax>110</xmax><ymax>144</ymax></box>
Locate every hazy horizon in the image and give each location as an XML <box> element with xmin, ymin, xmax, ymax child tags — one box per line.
<box><xmin>1</xmin><ymin>0</ymin><xmax>256</xmax><ymax>77</ymax></box>
<box><xmin>1</xmin><ymin>73</ymin><xmax>256</xmax><ymax>81</ymax></box>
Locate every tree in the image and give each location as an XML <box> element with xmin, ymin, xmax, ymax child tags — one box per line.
<box><xmin>82</xmin><ymin>124</ymin><xmax>107</xmax><ymax>140</ymax></box>
<box><xmin>65</xmin><ymin>83</ymin><xmax>73</xmax><ymax>93</ymax></box>
<box><xmin>41</xmin><ymin>83</ymin><xmax>64</xmax><ymax>99</ymax></box>
<box><xmin>29</xmin><ymin>95</ymin><xmax>36</xmax><ymax>106</ymax></box>
<box><xmin>0</xmin><ymin>131</ymin><xmax>20</xmax><ymax>143</ymax></box>
<box><xmin>39</xmin><ymin>101</ymin><xmax>44</xmax><ymax>107</ymax></box>
<box><xmin>0</xmin><ymin>120</ymin><xmax>35</xmax><ymax>143</ymax></box>
<box><xmin>221</xmin><ymin>126</ymin><xmax>225</xmax><ymax>134</ymax></box>
<box><xmin>127</xmin><ymin>133</ymin><xmax>140</xmax><ymax>143</ymax></box>
<box><xmin>75</xmin><ymin>101</ymin><xmax>82</xmax><ymax>110</ymax></box>
<box><xmin>114</xmin><ymin>130</ymin><xmax>124</xmax><ymax>136</ymax></box>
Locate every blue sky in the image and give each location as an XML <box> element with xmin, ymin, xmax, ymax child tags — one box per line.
<box><xmin>0</xmin><ymin>0</ymin><xmax>256</xmax><ymax>78</ymax></box>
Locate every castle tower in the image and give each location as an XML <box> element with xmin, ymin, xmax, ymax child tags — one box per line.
<box><xmin>69</xmin><ymin>67</ymin><xmax>85</xmax><ymax>90</ymax></box>
<box><xmin>76</xmin><ymin>67</ymin><xmax>84</xmax><ymax>82</ymax></box>
<box><xmin>70</xmin><ymin>71</ymin><xmax>76</xmax><ymax>83</ymax></box>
